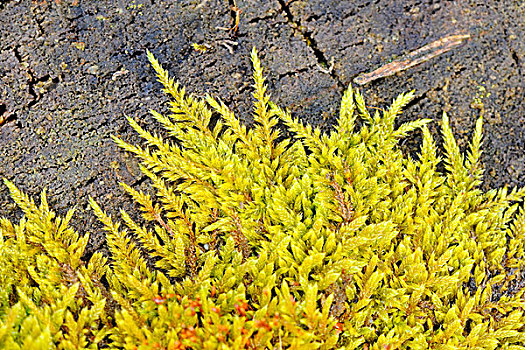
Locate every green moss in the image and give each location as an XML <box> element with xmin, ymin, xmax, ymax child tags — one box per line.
<box><xmin>2</xmin><ymin>48</ymin><xmax>525</xmax><ymax>349</ymax></box>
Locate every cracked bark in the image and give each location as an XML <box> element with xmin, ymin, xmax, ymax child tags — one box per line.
<box><xmin>276</xmin><ymin>0</ymin><xmax>346</xmax><ymax>91</ymax></box>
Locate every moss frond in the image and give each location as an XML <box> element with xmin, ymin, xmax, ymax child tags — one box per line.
<box><xmin>2</xmin><ymin>50</ymin><xmax>525</xmax><ymax>349</ymax></box>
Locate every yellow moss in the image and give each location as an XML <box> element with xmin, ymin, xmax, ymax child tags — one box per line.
<box><xmin>2</xmin><ymin>48</ymin><xmax>525</xmax><ymax>349</ymax></box>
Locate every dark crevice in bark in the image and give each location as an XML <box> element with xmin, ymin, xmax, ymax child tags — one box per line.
<box><xmin>13</xmin><ymin>45</ymin><xmax>59</xmax><ymax>111</ymax></box>
<box><xmin>511</xmin><ymin>51</ymin><xmax>521</xmax><ymax>76</ymax></box>
<box><xmin>276</xmin><ymin>0</ymin><xmax>346</xmax><ymax>92</ymax></box>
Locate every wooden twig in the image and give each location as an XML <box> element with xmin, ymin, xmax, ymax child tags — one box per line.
<box><xmin>218</xmin><ymin>39</ymin><xmax>238</xmax><ymax>54</ymax></box>
<box><xmin>0</xmin><ymin>112</ymin><xmax>11</xmax><ymax>127</ymax></box>
<box><xmin>353</xmin><ymin>33</ymin><xmax>471</xmax><ymax>85</ymax></box>
<box><xmin>216</xmin><ymin>0</ymin><xmax>241</xmax><ymax>35</ymax></box>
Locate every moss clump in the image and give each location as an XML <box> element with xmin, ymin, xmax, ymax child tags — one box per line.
<box><xmin>2</xmin><ymin>48</ymin><xmax>525</xmax><ymax>349</ymax></box>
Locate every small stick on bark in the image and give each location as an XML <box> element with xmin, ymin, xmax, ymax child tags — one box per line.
<box><xmin>217</xmin><ymin>0</ymin><xmax>241</xmax><ymax>35</ymax></box>
<box><xmin>0</xmin><ymin>112</ymin><xmax>11</xmax><ymax>127</ymax></box>
<box><xmin>353</xmin><ymin>33</ymin><xmax>471</xmax><ymax>85</ymax></box>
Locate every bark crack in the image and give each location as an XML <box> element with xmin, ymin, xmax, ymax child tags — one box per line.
<box><xmin>276</xmin><ymin>0</ymin><xmax>346</xmax><ymax>92</ymax></box>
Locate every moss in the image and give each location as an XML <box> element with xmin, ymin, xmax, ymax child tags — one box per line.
<box><xmin>1</xmin><ymin>48</ymin><xmax>525</xmax><ymax>349</ymax></box>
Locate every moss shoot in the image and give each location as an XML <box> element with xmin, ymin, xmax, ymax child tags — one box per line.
<box><xmin>1</xmin><ymin>48</ymin><xmax>525</xmax><ymax>349</ymax></box>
